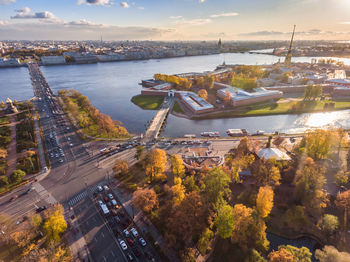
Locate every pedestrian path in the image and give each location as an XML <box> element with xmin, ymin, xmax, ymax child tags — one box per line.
<box><xmin>68</xmin><ymin>191</ymin><xmax>87</xmax><ymax>206</ymax></box>
<box><xmin>33</xmin><ymin>182</ymin><xmax>57</xmax><ymax>205</ymax></box>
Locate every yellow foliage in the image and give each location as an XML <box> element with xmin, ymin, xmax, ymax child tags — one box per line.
<box><xmin>43</xmin><ymin>204</ymin><xmax>67</xmax><ymax>243</ymax></box>
<box><xmin>256</xmin><ymin>186</ymin><xmax>274</xmax><ymax>218</ymax></box>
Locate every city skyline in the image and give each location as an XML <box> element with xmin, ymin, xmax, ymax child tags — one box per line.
<box><xmin>1</xmin><ymin>0</ymin><xmax>350</xmax><ymax>41</ymax></box>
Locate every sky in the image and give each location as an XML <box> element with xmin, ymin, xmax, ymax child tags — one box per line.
<box><xmin>1</xmin><ymin>0</ymin><xmax>350</xmax><ymax>41</ymax></box>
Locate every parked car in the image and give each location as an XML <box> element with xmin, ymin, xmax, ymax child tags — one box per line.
<box><xmin>139</xmin><ymin>238</ymin><xmax>146</xmax><ymax>247</ymax></box>
<box><xmin>130</xmin><ymin>228</ymin><xmax>138</xmax><ymax>237</ymax></box>
<box><xmin>36</xmin><ymin>206</ymin><xmax>47</xmax><ymax>213</ymax></box>
<box><xmin>119</xmin><ymin>240</ymin><xmax>127</xmax><ymax>251</ymax></box>
<box><xmin>111</xmin><ymin>199</ymin><xmax>117</xmax><ymax>206</ymax></box>
<box><xmin>10</xmin><ymin>195</ymin><xmax>18</xmax><ymax>202</ymax></box>
<box><xmin>115</xmin><ymin>216</ymin><xmax>121</xmax><ymax>223</ymax></box>
<box><xmin>127</xmin><ymin>253</ymin><xmax>134</xmax><ymax>261</ymax></box>
<box><xmin>126</xmin><ymin>237</ymin><xmax>134</xmax><ymax>246</ymax></box>
<box><xmin>123</xmin><ymin>229</ymin><xmax>130</xmax><ymax>237</ymax></box>
<box><xmin>108</xmin><ymin>193</ymin><xmax>114</xmax><ymax>200</ymax></box>
<box><xmin>103</xmin><ymin>185</ymin><xmax>109</xmax><ymax>191</ymax></box>
<box><xmin>97</xmin><ymin>186</ymin><xmax>103</xmax><ymax>192</ymax></box>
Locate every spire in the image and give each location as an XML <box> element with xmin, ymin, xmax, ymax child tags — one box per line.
<box><xmin>284</xmin><ymin>25</ymin><xmax>296</xmax><ymax>67</ymax></box>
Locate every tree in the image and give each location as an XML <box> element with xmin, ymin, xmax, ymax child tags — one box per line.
<box><xmin>251</xmin><ymin>158</ymin><xmax>281</xmax><ymax>186</ymax></box>
<box><xmin>113</xmin><ymin>160</ymin><xmax>129</xmax><ymax>176</ymax></box>
<box><xmin>43</xmin><ymin>204</ymin><xmax>67</xmax><ymax>243</ymax></box>
<box><xmin>183</xmin><ymin>175</ymin><xmax>199</xmax><ymax>192</ymax></box>
<box><xmin>0</xmin><ymin>148</ymin><xmax>7</xmax><ymax>159</ymax></box>
<box><xmin>171</xmin><ymin>154</ymin><xmax>185</xmax><ymax>178</ymax></box>
<box><xmin>335</xmin><ymin>171</ymin><xmax>349</xmax><ymax>187</ymax></box>
<box><xmin>0</xmin><ymin>175</ymin><xmax>9</xmax><ymax>187</ymax></box>
<box><xmin>144</xmin><ymin>148</ymin><xmax>167</xmax><ymax>182</ymax></box>
<box><xmin>135</xmin><ymin>145</ymin><xmax>145</xmax><ymax>160</ymax></box>
<box><xmin>294</xmin><ymin>157</ymin><xmax>327</xmax><ymax>211</ymax></box>
<box><xmin>132</xmin><ymin>188</ymin><xmax>158</xmax><ymax>213</ymax></box>
<box><xmin>0</xmin><ymin>101</ymin><xmax>5</xmax><ymax>108</ymax></box>
<box><xmin>298</xmin><ymin>129</ymin><xmax>334</xmax><ymax>160</ymax></box>
<box><xmin>269</xmin><ymin>248</ymin><xmax>294</xmax><ymax>262</ymax></box>
<box><xmin>10</xmin><ymin>169</ymin><xmax>26</xmax><ymax>184</ymax></box>
<box><xmin>197</xmin><ymin>228</ymin><xmax>214</xmax><ymax>255</ymax></box>
<box><xmin>236</xmin><ymin>137</ymin><xmax>253</xmax><ymax>156</ymax></box>
<box><xmin>278</xmin><ymin>245</ymin><xmax>312</xmax><ymax>262</ymax></box>
<box><xmin>197</xmin><ymin>89</ymin><xmax>208</xmax><ymax>100</ymax></box>
<box><xmin>335</xmin><ymin>190</ymin><xmax>350</xmax><ymax>230</ymax></box>
<box><xmin>223</xmin><ymin>91</ymin><xmax>231</xmax><ymax>106</ymax></box>
<box><xmin>256</xmin><ymin>186</ymin><xmax>274</xmax><ymax>218</ymax></box>
<box><xmin>10</xmin><ymin>229</ymin><xmax>35</xmax><ymax>248</ymax></box>
<box><xmin>231</xmin><ymin>204</ymin><xmax>269</xmax><ymax>252</ymax></box>
<box><xmin>170</xmin><ymin>183</ymin><xmax>186</xmax><ymax>205</ymax></box>
<box><xmin>201</xmin><ymin>167</ymin><xmax>230</xmax><ymax>205</ymax></box>
<box><xmin>315</xmin><ymin>245</ymin><xmax>350</xmax><ymax>262</ymax></box>
<box><xmin>320</xmin><ymin>214</ymin><xmax>339</xmax><ymax>236</ymax></box>
<box><xmin>215</xmin><ymin>203</ymin><xmax>234</xmax><ymax>239</ymax></box>
<box><xmin>284</xmin><ymin>205</ymin><xmax>309</xmax><ymax>231</ymax></box>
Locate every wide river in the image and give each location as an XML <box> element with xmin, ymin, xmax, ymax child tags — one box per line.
<box><xmin>2</xmin><ymin>52</ymin><xmax>350</xmax><ymax>137</ymax></box>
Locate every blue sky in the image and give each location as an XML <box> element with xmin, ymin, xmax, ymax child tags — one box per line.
<box><xmin>1</xmin><ymin>0</ymin><xmax>350</xmax><ymax>40</ymax></box>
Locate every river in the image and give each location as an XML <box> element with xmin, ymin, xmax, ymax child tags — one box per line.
<box><xmin>2</xmin><ymin>52</ymin><xmax>350</xmax><ymax>136</ymax></box>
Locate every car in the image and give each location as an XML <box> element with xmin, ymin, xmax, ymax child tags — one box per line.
<box><xmin>97</xmin><ymin>185</ymin><xmax>103</xmax><ymax>192</ymax></box>
<box><xmin>108</xmin><ymin>193</ymin><xmax>114</xmax><ymax>200</ymax></box>
<box><xmin>123</xmin><ymin>229</ymin><xmax>130</xmax><ymax>237</ymax></box>
<box><xmin>36</xmin><ymin>206</ymin><xmax>47</xmax><ymax>213</ymax></box>
<box><xmin>60</xmin><ymin>153</ymin><xmax>64</xmax><ymax>157</ymax></box>
<box><xmin>119</xmin><ymin>240</ymin><xmax>127</xmax><ymax>251</ymax></box>
<box><xmin>126</xmin><ymin>237</ymin><xmax>134</xmax><ymax>246</ymax></box>
<box><xmin>115</xmin><ymin>216</ymin><xmax>121</xmax><ymax>223</ymax></box>
<box><xmin>55</xmin><ymin>153</ymin><xmax>59</xmax><ymax>158</ymax></box>
<box><xmin>133</xmin><ymin>247</ymin><xmax>141</xmax><ymax>257</ymax></box>
<box><xmin>69</xmin><ymin>143</ymin><xmax>73</xmax><ymax>147</ymax></box>
<box><xmin>9</xmin><ymin>195</ymin><xmax>18</xmax><ymax>202</ymax></box>
<box><xmin>111</xmin><ymin>199</ymin><xmax>117</xmax><ymax>206</ymax></box>
<box><xmin>103</xmin><ymin>185</ymin><xmax>109</xmax><ymax>191</ymax></box>
<box><xmin>139</xmin><ymin>238</ymin><xmax>146</xmax><ymax>247</ymax></box>
<box><xmin>25</xmin><ymin>187</ymin><xmax>35</xmax><ymax>194</ymax></box>
<box><xmin>126</xmin><ymin>253</ymin><xmax>134</xmax><ymax>261</ymax></box>
<box><xmin>67</xmin><ymin>137</ymin><xmax>71</xmax><ymax>141</ymax></box>
<box><xmin>59</xmin><ymin>159</ymin><xmax>64</xmax><ymax>163</ymax></box>
<box><xmin>130</xmin><ymin>228</ymin><xmax>138</xmax><ymax>237</ymax></box>
<box><xmin>104</xmin><ymin>196</ymin><xmax>109</xmax><ymax>202</ymax></box>
<box><xmin>98</xmin><ymin>200</ymin><xmax>103</xmax><ymax>206</ymax></box>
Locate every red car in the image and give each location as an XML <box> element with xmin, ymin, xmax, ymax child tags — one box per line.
<box><xmin>126</xmin><ymin>237</ymin><xmax>134</xmax><ymax>246</ymax></box>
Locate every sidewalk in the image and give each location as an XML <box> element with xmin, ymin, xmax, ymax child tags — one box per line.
<box><xmin>5</xmin><ymin>114</ymin><xmax>19</xmax><ymax>177</ymax></box>
<box><xmin>110</xmin><ymin>180</ymin><xmax>180</xmax><ymax>262</ymax></box>
<box><xmin>64</xmin><ymin>208</ymin><xmax>92</xmax><ymax>262</ymax></box>
<box><xmin>33</xmin><ymin>106</ymin><xmax>47</xmax><ymax>172</ymax></box>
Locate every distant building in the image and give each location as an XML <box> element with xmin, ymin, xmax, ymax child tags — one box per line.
<box><xmin>41</xmin><ymin>56</ymin><xmax>66</xmax><ymax>65</ymax></box>
<box><xmin>0</xmin><ymin>58</ymin><xmax>20</xmax><ymax>67</ymax></box>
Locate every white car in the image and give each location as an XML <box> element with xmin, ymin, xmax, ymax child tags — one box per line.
<box><xmin>111</xmin><ymin>199</ymin><xmax>117</xmax><ymax>206</ymax></box>
<box><xmin>97</xmin><ymin>186</ymin><xmax>103</xmax><ymax>192</ymax></box>
<box><xmin>130</xmin><ymin>228</ymin><xmax>138</xmax><ymax>237</ymax></box>
<box><xmin>139</xmin><ymin>238</ymin><xmax>146</xmax><ymax>247</ymax></box>
<box><xmin>69</xmin><ymin>143</ymin><xmax>73</xmax><ymax>147</ymax></box>
<box><xmin>108</xmin><ymin>193</ymin><xmax>114</xmax><ymax>200</ymax></box>
<box><xmin>119</xmin><ymin>240</ymin><xmax>127</xmax><ymax>251</ymax></box>
<box><xmin>103</xmin><ymin>185</ymin><xmax>109</xmax><ymax>191</ymax></box>
<box><xmin>123</xmin><ymin>229</ymin><xmax>130</xmax><ymax>237</ymax></box>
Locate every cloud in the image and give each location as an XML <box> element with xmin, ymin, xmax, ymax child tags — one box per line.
<box><xmin>137</xmin><ymin>6</ymin><xmax>144</xmax><ymax>10</ymax></box>
<box><xmin>66</xmin><ymin>19</ymin><xmax>106</xmax><ymax>27</ymax></box>
<box><xmin>239</xmin><ymin>30</ymin><xmax>285</xmax><ymax>36</ymax></box>
<box><xmin>199</xmin><ymin>0</ymin><xmax>205</xmax><ymax>3</ymax></box>
<box><xmin>77</xmin><ymin>0</ymin><xmax>112</xmax><ymax>6</ymax></box>
<box><xmin>11</xmin><ymin>7</ymin><xmax>56</xmax><ymax>19</ymax></box>
<box><xmin>0</xmin><ymin>0</ymin><xmax>16</xmax><ymax>5</ymax></box>
<box><xmin>238</xmin><ymin>29</ymin><xmax>347</xmax><ymax>39</ymax></box>
<box><xmin>169</xmin><ymin>16</ymin><xmax>182</xmax><ymax>19</ymax></box>
<box><xmin>0</xmin><ymin>20</ymin><xmax>9</xmax><ymax>25</ymax></box>
<box><xmin>174</xmin><ymin>18</ymin><xmax>212</xmax><ymax>26</ymax></box>
<box><xmin>120</xmin><ymin>2</ymin><xmax>129</xmax><ymax>8</ymax></box>
<box><xmin>210</xmin><ymin>12</ymin><xmax>239</xmax><ymax>18</ymax></box>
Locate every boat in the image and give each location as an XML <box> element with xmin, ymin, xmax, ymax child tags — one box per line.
<box><xmin>184</xmin><ymin>134</ymin><xmax>196</xmax><ymax>138</ymax></box>
<box><xmin>226</xmin><ymin>129</ymin><xmax>249</xmax><ymax>137</ymax></box>
<box><xmin>252</xmin><ymin>130</ymin><xmax>265</xmax><ymax>136</ymax></box>
<box><xmin>200</xmin><ymin>131</ymin><xmax>220</xmax><ymax>137</ymax></box>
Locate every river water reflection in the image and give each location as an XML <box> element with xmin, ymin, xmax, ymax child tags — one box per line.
<box><xmin>2</xmin><ymin>52</ymin><xmax>350</xmax><ymax>136</ymax></box>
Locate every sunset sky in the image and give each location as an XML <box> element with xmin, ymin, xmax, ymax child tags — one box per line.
<box><xmin>1</xmin><ymin>0</ymin><xmax>350</xmax><ymax>40</ymax></box>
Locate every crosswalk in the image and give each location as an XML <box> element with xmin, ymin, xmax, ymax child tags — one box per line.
<box><xmin>68</xmin><ymin>191</ymin><xmax>87</xmax><ymax>206</ymax></box>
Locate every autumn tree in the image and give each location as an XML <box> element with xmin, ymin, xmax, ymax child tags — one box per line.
<box><xmin>132</xmin><ymin>188</ymin><xmax>159</xmax><ymax>213</ymax></box>
<box><xmin>215</xmin><ymin>203</ymin><xmax>234</xmax><ymax>239</ymax></box>
<box><xmin>298</xmin><ymin>129</ymin><xmax>334</xmax><ymax>160</ymax></box>
<box><xmin>167</xmin><ymin>191</ymin><xmax>207</xmax><ymax>245</ymax></box>
<box><xmin>251</xmin><ymin>158</ymin><xmax>281</xmax><ymax>186</ymax></box>
<box><xmin>335</xmin><ymin>171</ymin><xmax>349</xmax><ymax>187</ymax></box>
<box><xmin>237</xmin><ymin>136</ymin><xmax>253</xmax><ymax>156</ymax></box>
<box><xmin>315</xmin><ymin>245</ymin><xmax>350</xmax><ymax>262</ymax></box>
<box><xmin>201</xmin><ymin>167</ymin><xmax>231</xmax><ymax>205</ymax></box>
<box><xmin>269</xmin><ymin>248</ymin><xmax>294</xmax><ymax>262</ymax></box>
<box><xmin>43</xmin><ymin>204</ymin><xmax>67</xmax><ymax>243</ymax></box>
<box><xmin>294</xmin><ymin>157</ymin><xmax>327</xmax><ymax>212</ymax></box>
<box><xmin>10</xmin><ymin>228</ymin><xmax>35</xmax><ymax>249</ymax></box>
<box><xmin>170</xmin><ymin>182</ymin><xmax>186</xmax><ymax>205</ymax></box>
<box><xmin>335</xmin><ymin>190</ymin><xmax>350</xmax><ymax>230</ymax></box>
<box><xmin>231</xmin><ymin>204</ymin><xmax>269</xmax><ymax>252</ymax></box>
<box><xmin>144</xmin><ymin>148</ymin><xmax>167</xmax><ymax>182</ymax></box>
<box><xmin>113</xmin><ymin>160</ymin><xmax>129</xmax><ymax>176</ymax></box>
<box><xmin>256</xmin><ymin>186</ymin><xmax>274</xmax><ymax>218</ymax></box>
<box><xmin>225</xmin><ymin>153</ymin><xmax>255</xmax><ymax>183</ymax></box>
<box><xmin>223</xmin><ymin>91</ymin><xmax>231</xmax><ymax>106</ymax></box>
<box><xmin>320</xmin><ymin>214</ymin><xmax>339</xmax><ymax>236</ymax></box>
<box><xmin>183</xmin><ymin>175</ymin><xmax>199</xmax><ymax>192</ymax></box>
<box><xmin>197</xmin><ymin>89</ymin><xmax>208</xmax><ymax>100</ymax></box>
<box><xmin>0</xmin><ymin>176</ymin><xmax>9</xmax><ymax>187</ymax></box>
<box><xmin>171</xmin><ymin>154</ymin><xmax>185</xmax><ymax>178</ymax></box>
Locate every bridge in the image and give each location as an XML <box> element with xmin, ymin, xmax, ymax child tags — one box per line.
<box><xmin>143</xmin><ymin>97</ymin><xmax>174</xmax><ymax>141</ymax></box>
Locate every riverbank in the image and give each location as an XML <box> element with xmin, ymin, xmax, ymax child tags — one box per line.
<box><xmin>191</xmin><ymin>99</ymin><xmax>350</xmax><ymax>120</ymax></box>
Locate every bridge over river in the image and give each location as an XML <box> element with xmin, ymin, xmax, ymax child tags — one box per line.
<box><xmin>143</xmin><ymin>97</ymin><xmax>174</xmax><ymax>141</ymax></box>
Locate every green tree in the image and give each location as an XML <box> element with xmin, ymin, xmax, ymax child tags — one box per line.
<box><xmin>0</xmin><ymin>101</ymin><xmax>5</xmax><ymax>108</ymax></box>
<box><xmin>135</xmin><ymin>145</ymin><xmax>145</xmax><ymax>160</ymax></box>
<box><xmin>10</xmin><ymin>169</ymin><xmax>26</xmax><ymax>183</ymax></box>
<box><xmin>335</xmin><ymin>171</ymin><xmax>349</xmax><ymax>186</ymax></box>
<box><xmin>215</xmin><ymin>203</ymin><xmax>234</xmax><ymax>239</ymax></box>
<box><xmin>197</xmin><ymin>228</ymin><xmax>214</xmax><ymax>255</ymax></box>
<box><xmin>0</xmin><ymin>175</ymin><xmax>9</xmax><ymax>187</ymax></box>
<box><xmin>201</xmin><ymin>167</ymin><xmax>230</xmax><ymax>205</ymax></box>
<box><xmin>183</xmin><ymin>175</ymin><xmax>199</xmax><ymax>192</ymax></box>
<box><xmin>315</xmin><ymin>245</ymin><xmax>350</xmax><ymax>262</ymax></box>
<box><xmin>320</xmin><ymin>214</ymin><xmax>339</xmax><ymax>236</ymax></box>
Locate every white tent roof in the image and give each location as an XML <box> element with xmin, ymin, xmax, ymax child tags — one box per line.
<box><xmin>258</xmin><ymin>148</ymin><xmax>291</xmax><ymax>161</ymax></box>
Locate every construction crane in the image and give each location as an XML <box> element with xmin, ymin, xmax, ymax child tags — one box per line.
<box><xmin>284</xmin><ymin>25</ymin><xmax>296</xmax><ymax>67</ymax></box>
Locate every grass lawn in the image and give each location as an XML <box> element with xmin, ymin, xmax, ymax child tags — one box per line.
<box><xmin>131</xmin><ymin>95</ymin><xmax>164</xmax><ymax>110</ymax></box>
<box><xmin>193</xmin><ymin>99</ymin><xmax>350</xmax><ymax>119</ymax></box>
<box><xmin>172</xmin><ymin>101</ymin><xmax>184</xmax><ymax>114</ymax></box>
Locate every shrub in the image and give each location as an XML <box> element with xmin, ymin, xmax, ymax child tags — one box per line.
<box><xmin>10</xmin><ymin>169</ymin><xmax>26</xmax><ymax>184</ymax></box>
<box><xmin>0</xmin><ymin>175</ymin><xmax>9</xmax><ymax>187</ymax></box>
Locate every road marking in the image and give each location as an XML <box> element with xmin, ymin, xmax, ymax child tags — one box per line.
<box><xmin>103</xmin><ymin>256</ymin><xmax>106</xmax><ymax>262</ymax></box>
<box><xmin>68</xmin><ymin>191</ymin><xmax>87</xmax><ymax>206</ymax></box>
<box><xmin>111</xmin><ymin>251</ymin><xmax>115</xmax><ymax>257</ymax></box>
<box><xmin>101</xmin><ymin>232</ymin><xmax>105</xmax><ymax>238</ymax></box>
<box><xmin>94</xmin><ymin>237</ymin><xmax>97</xmax><ymax>243</ymax></box>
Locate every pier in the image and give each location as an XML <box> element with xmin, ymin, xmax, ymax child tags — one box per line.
<box><xmin>143</xmin><ymin>97</ymin><xmax>174</xmax><ymax>141</ymax></box>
